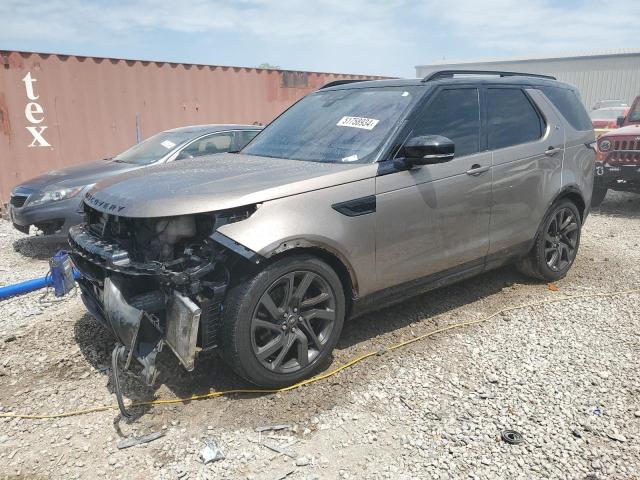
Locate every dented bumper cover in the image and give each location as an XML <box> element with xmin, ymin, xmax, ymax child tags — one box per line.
<box><xmin>69</xmin><ymin>223</ymin><xmax>230</xmax><ymax>385</ymax></box>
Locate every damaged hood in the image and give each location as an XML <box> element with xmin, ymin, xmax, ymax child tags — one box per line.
<box><xmin>85</xmin><ymin>153</ymin><xmax>378</xmax><ymax>217</ymax></box>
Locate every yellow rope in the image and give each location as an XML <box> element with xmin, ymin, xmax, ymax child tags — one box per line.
<box><xmin>2</xmin><ymin>288</ymin><xmax>638</xmax><ymax>420</ymax></box>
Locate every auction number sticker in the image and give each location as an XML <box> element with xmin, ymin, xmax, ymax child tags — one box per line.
<box><xmin>160</xmin><ymin>140</ymin><xmax>176</xmax><ymax>149</ymax></box>
<box><xmin>337</xmin><ymin>116</ymin><xmax>379</xmax><ymax>130</ymax></box>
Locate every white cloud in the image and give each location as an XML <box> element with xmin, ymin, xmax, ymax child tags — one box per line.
<box><xmin>0</xmin><ymin>0</ymin><xmax>410</xmax><ymax>48</ymax></box>
<box><xmin>419</xmin><ymin>0</ymin><xmax>640</xmax><ymax>56</ymax></box>
<box><xmin>1</xmin><ymin>0</ymin><xmax>638</xmax><ymax>75</ymax></box>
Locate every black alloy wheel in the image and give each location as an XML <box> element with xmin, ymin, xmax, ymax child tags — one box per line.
<box><xmin>544</xmin><ymin>207</ymin><xmax>579</xmax><ymax>272</ymax></box>
<box><xmin>516</xmin><ymin>199</ymin><xmax>582</xmax><ymax>282</ymax></box>
<box><xmin>220</xmin><ymin>254</ymin><xmax>345</xmax><ymax>387</ymax></box>
<box><xmin>251</xmin><ymin>271</ymin><xmax>337</xmax><ymax>374</ymax></box>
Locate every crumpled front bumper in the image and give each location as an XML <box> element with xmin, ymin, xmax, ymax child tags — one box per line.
<box><xmin>69</xmin><ymin>224</ymin><xmax>208</xmax><ymax>385</ymax></box>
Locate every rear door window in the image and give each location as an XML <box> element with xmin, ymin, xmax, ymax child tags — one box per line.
<box><xmin>540</xmin><ymin>86</ymin><xmax>592</xmax><ymax>131</ymax></box>
<box><xmin>487</xmin><ymin>88</ymin><xmax>545</xmax><ymax>150</ymax></box>
<box><xmin>408</xmin><ymin>88</ymin><xmax>481</xmax><ymax>158</ymax></box>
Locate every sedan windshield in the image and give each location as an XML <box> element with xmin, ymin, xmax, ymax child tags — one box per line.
<box><xmin>113</xmin><ymin>131</ymin><xmax>199</xmax><ymax>165</ymax></box>
<box><xmin>242</xmin><ymin>86</ymin><xmax>420</xmax><ymax>163</ymax></box>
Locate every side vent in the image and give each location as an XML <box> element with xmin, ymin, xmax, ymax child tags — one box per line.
<box><xmin>332</xmin><ymin>196</ymin><xmax>376</xmax><ymax>217</ymax></box>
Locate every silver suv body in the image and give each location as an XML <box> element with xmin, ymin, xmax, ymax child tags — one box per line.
<box><xmin>70</xmin><ymin>71</ymin><xmax>595</xmax><ymax>389</ymax></box>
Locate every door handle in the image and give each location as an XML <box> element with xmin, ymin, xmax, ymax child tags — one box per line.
<box><xmin>545</xmin><ymin>146</ymin><xmax>562</xmax><ymax>156</ymax></box>
<box><xmin>466</xmin><ymin>164</ymin><xmax>490</xmax><ymax>176</ymax></box>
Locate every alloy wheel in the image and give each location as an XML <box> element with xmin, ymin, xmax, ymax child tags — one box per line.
<box><xmin>250</xmin><ymin>271</ymin><xmax>337</xmax><ymax>374</ymax></box>
<box><xmin>544</xmin><ymin>207</ymin><xmax>579</xmax><ymax>272</ymax></box>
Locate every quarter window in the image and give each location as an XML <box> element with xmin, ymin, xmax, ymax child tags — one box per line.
<box><xmin>409</xmin><ymin>88</ymin><xmax>481</xmax><ymax>158</ymax></box>
<box><xmin>539</xmin><ymin>86</ymin><xmax>592</xmax><ymax>131</ymax></box>
<box><xmin>487</xmin><ymin>89</ymin><xmax>545</xmax><ymax>150</ymax></box>
<box><xmin>235</xmin><ymin>129</ymin><xmax>261</xmax><ymax>150</ymax></box>
<box><xmin>177</xmin><ymin>132</ymin><xmax>235</xmax><ymax>159</ymax></box>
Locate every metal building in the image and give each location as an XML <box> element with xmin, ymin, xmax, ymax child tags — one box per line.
<box><xmin>416</xmin><ymin>50</ymin><xmax>640</xmax><ymax>110</ymax></box>
<box><xmin>0</xmin><ymin>50</ymin><xmax>385</xmax><ymax>207</ymax></box>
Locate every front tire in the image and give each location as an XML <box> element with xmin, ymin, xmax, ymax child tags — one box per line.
<box><xmin>220</xmin><ymin>254</ymin><xmax>345</xmax><ymax>387</ymax></box>
<box><xmin>516</xmin><ymin>200</ymin><xmax>582</xmax><ymax>282</ymax></box>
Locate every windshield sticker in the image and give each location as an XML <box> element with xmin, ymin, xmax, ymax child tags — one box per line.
<box><xmin>402</xmin><ymin>91</ymin><xmax>409</xmax><ymax>97</ymax></box>
<box><xmin>341</xmin><ymin>154</ymin><xmax>359</xmax><ymax>162</ymax></box>
<box><xmin>160</xmin><ymin>140</ymin><xmax>176</xmax><ymax>149</ymax></box>
<box><xmin>337</xmin><ymin>116</ymin><xmax>380</xmax><ymax>130</ymax></box>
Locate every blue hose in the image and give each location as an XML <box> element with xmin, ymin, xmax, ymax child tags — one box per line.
<box><xmin>0</xmin><ymin>269</ymin><xmax>81</xmax><ymax>301</ymax></box>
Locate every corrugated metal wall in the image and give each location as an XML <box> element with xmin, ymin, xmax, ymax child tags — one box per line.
<box><xmin>416</xmin><ymin>52</ymin><xmax>640</xmax><ymax>110</ymax></box>
<box><xmin>0</xmin><ymin>51</ymin><xmax>385</xmax><ymax>206</ymax></box>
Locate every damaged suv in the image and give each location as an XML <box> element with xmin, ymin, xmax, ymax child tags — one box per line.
<box><xmin>70</xmin><ymin>71</ymin><xmax>595</xmax><ymax>390</ymax></box>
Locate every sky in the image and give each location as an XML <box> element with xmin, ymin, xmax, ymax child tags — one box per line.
<box><xmin>1</xmin><ymin>0</ymin><xmax>638</xmax><ymax>78</ymax></box>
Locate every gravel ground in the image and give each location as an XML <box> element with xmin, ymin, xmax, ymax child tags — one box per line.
<box><xmin>1</xmin><ymin>191</ymin><xmax>639</xmax><ymax>480</ymax></box>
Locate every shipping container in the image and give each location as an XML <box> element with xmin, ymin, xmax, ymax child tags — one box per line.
<box><xmin>0</xmin><ymin>50</ymin><xmax>385</xmax><ymax>208</ymax></box>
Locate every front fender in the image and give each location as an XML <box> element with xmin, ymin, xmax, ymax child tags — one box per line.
<box><xmin>217</xmin><ymin>177</ymin><xmax>377</xmax><ymax>297</ymax></box>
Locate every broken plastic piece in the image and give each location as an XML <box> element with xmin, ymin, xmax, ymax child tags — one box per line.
<box><xmin>117</xmin><ymin>431</ymin><xmax>164</xmax><ymax>449</ymax></box>
<box><xmin>255</xmin><ymin>424</ymin><xmax>292</xmax><ymax>433</ymax></box>
<box><xmin>201</xmin><ymin>438</ymin><xmax>225</xmax><ymax>463</ymax></box>
<box><xmin>261</xmin><ymin>440</ymin><xmax>296</xmax><ymax>458</ymax></box>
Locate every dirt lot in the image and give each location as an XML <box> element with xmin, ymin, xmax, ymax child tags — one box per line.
<box><xmin>1</xmin><ymin>192</ymin><xmax>639</xmax><ymax>480</ymax></box>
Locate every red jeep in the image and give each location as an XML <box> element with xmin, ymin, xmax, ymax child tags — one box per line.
<box><xmin>592</xmin><ymin>95</ymin><xmax>640</xmax><ymax>206</ymax></box>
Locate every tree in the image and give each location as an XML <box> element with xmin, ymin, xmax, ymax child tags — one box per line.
<box><xmin>257</xmin><ymin>63</ymin><xmax>281</xmax><ymax>70</ymax></box>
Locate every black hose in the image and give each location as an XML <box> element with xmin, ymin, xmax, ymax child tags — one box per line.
<box><xmin>111</xmin><ymin>344</ymin><xmax>132</xmax><ymax>418</ymax></box>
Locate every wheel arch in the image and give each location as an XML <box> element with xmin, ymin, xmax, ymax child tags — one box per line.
<box><xmin>263</xmin><ymin>240</ymin><xmax>358</xmax><ymax>316</ymax></box>
<box><xmin>550</xmin><ymin>185</ymin><xmax>586</xmax><ymax>220</ymax></box>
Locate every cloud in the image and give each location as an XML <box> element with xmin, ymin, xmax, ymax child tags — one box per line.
<box><xmin>418</xmin><ymin>0</ymin><xmax>640</xmax><ymax>57</ymax></box>
<box><xmin>1</xmin><ymin>0</ymin><xmax>638</xmax><ymax>75</ymax></box>
<box><xmin>0</xmin><ymin>0</ymin><xmax>410</xmax><ymax>48</ymax></box>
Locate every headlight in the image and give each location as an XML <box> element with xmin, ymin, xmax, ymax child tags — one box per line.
<box><xmin>598</xmin><ymin>139</ymin><xmax>611</xmax><ymax>152</ymax></box>
<box><xmin>27</xmin><ymin>186</ymin><xmax>83</xmax><ymax>206</ymax></box>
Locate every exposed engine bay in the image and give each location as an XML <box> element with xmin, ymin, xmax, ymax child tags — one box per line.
<box><xmin>68</xmin><ymin>203</ymin><xmax>259</xmax><ymax>389</ymax></box>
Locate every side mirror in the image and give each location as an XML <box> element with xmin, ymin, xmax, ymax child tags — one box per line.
<box><xmin>175</xmin><ymin>152</ymin><xmax>194</xmax><ymax>161</ymax></box>
<box><xmin>402</xmin><ymin>135</ymin><xmax>455</xmax><ymax>166</ymax></box>
<box><xmin>616</xmin><ymin>116</ymin><xmax>625</xmax><ymax>128</ymax></box>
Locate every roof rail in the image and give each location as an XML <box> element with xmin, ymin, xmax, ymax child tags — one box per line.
<box><xmin>319</xmin><ymin>79</ymin><xmax>367</xmax><ymax>89</ymax></box>
<box><xmin>422</xmin><ymin>70</ymin><xmax>556</xmax><ymax>82</ymax></box>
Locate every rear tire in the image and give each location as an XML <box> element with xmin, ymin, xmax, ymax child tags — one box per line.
<box><xmin>220</xmin><ymin>254</ymin><xmax>345</xmax><ymax>388</ymax></box>
<box><xmin>516</xmin><ymin>200</ymin><xmax>582</xmax><ymax>282</ymax></box>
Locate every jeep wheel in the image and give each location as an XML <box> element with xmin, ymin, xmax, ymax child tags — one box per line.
<box><xmin>220</xmin><ymin>254</ymin><xmax>345</xmax><ymax>387</ymax></box>
<box><xmin>591</xmin><ymin>184</ymin><xmax>608</xmax><ymax>208</ymax></box>
<box><xmin>516</xmin><ymin>200</ymin><xmax>582</xmax><ymax>282</ymax></box>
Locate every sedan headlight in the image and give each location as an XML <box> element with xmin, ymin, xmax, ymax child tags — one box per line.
<box><xmin>27</xmin><ymin>186</ymin><xmax>83</xmax><ymax>206</ymax></box>
<box><xmin>598</xmin><ymin>139</ymin><xmax>611</xmax><ymax>152</ymax></box>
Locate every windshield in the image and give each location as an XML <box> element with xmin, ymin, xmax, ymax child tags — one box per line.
<box><xmin>628</xmin><ymin>102</ymin><xmax>640</xmax><ymax>122</ymax></box>
<box><xmin>590</xmin><ymin>109</ymin><xmax>626</xmax><ymax>120</ymax></box>
<box><xmin>113</xmin><ymin>131</ymin><xmax>199</xmax><ymax>165</ymax></box>
<box><xmin>242</xmin><ymin>86</ymin><xmax>420</xmax><ymax>163</ymax></box>
<box><xmin>596</xmin><ymin>100</ymin><xmax>626</xmax><ymax>109</ymax></box>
